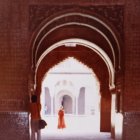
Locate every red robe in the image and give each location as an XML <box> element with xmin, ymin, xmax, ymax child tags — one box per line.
<box><xmin>57</xmin><ymin>109</ymin><xmax>66</xmax><ymax>129</ymax></box>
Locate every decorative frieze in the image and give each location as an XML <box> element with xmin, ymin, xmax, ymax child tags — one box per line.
<box><xmin>29</xmin><ymin>5</ymin><xmax>124</xmax><ymax>38</ymax></box>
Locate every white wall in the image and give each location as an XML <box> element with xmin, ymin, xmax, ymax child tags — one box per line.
<box><xmin>41</xmin><ymin>57</ymin><xmax>100</xmax><ymax>116</ymax></box>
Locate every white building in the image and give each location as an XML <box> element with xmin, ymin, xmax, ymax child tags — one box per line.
<box><xmin>41</xmin><ymin>57</ymin><xmax>101</xmax><ymax>116</ymax></box>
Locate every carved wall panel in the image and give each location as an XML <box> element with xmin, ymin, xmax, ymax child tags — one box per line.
<box><xmin>29</xmin><ymin>5</ymin><xmax>124</xmax><ymax>38</ymax></box>
<box><xmin>0</xmin><ymin>112</ymin><xmax>29</xmax><ymax>140</ymax></box>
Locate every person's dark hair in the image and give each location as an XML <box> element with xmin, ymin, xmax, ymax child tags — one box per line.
<box><xmin>31</xmin><ymin>95</ymin><xmax>37</xmax><ymax>103</ymax></box>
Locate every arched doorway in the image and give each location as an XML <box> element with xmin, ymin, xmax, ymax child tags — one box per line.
<box><xmin>40</xmin><ymin>57</ymin><xmax>101</xmax><ymax>133</ymax></box>
<box><xmin>29</xmin><ymin>10</ymin><xmax>122</xmax><ymax>138</ymax></box>
<box><xmin>55</xmin><ymin>89</ymin><xmax>75</xmax><ymax>115</ymax></box>
<box><xmin>34</xmin><ymin>40</ymin><xmax>113</xmax><ymax>132</ymax></box>
<box><xmin>62</xmin><ymin>95</ymin><xmax>72</xmax><ymax>114</ymax></box>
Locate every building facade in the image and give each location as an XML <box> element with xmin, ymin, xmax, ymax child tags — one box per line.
<box><xmin>40</xmin><ymin>57</ymin><xmax>100</xmax><ymax>116</ymax></box>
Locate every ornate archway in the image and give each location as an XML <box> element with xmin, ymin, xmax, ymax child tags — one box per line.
<box><xmin>29</xmin><ymin>10</ymin><xmax>122</xmax><ymax>133</ymax></box>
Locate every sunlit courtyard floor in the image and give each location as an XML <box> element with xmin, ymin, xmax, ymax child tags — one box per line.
<box><xmin>40</xmin><ymin>114</ymin><xmax>113</xmax><ymax>140</ymax></box>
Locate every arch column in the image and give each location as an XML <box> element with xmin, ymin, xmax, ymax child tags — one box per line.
<box><xmin>100</xmin><ymin>86</ymin><xmax>111</xmax><ymax>132</ymax></box>
<box><xmin>115</xmin><ymin>72</ymin><xmax>124</xmax><ymax>113</ymax></box>
<box><xmin>51</xmin><ymin>96</ymin><xmax>53</xmax><ymax>115</ymax></box>
<box><xmin>75</xmin><ymin>95</ymin><xmax>78</xmax><ymax>115</ymax></box>
<box><xmin>113</xmin><ymin>73</ymin><xmax>123</xmax><ymax>140</ymax></box>
<box><xmin>48</xmin><ymin>88</ymin><xmax>54</xmax><ymax>115</ymax></box>
<box><xmin>28</xmin><ymin>69</ymin><xmax>35</xmax><ymax>102</ymax></box>
<box><xmin>110</xmin><ymin>88</ymin><xmax>117</xmax><ymax>138</ymax></box>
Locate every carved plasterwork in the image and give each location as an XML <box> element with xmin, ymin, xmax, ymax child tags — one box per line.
<box><xmin>29</xmin><ymin>5</ymin><xmax>124</xmax><ymax>38</ymax></box>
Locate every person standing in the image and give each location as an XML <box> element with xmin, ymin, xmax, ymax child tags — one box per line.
<box><xmin>57</xmin><ymin>106</ymin><xmax>66</xmax><ymax>129</ymax></box>
<box><xmin>30</xmin><ymin>94</ymin><xmax>41</xmax><ymax>140</ymax></box>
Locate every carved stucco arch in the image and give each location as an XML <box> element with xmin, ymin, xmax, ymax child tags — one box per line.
<box><xmin>34</xmin><ymin>23</ymin><xmax>115</xmax><ymax>65</ymax></box>
<box><xmin>29</xmin><ymin>11</ymin><xmax>123</xmax><ymax>97</ymax></box>
<box><xmin>35</xmin><ymin>39</ymin><xmax>114</xmax><ymax>90</ymax></box>
<box><xmin>31</xmin><ymin>12</ymin><xmax>121</xmax><ymax>71</ymax></box>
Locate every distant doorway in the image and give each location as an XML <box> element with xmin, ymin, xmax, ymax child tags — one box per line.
<box><xmin>62</xmin><ymin>95</ymin><xmax>72</xmax><ymax>114</ymax></box>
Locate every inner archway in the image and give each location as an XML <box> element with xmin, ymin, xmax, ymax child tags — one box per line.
<box><xmin>40</xmin><ymin>57</ymin><xmax>101</xmax><ymax>132</ymax></box>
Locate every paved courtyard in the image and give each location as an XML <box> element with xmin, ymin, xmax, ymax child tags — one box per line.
<box><xmin>40</xmin><ymin>115</ymin><xmax>113</xmax><ymax>140</ymax></box>
<box><xmin>41</xmin><ymin>128</ymin><xmax>113</xmax><ymax>140</ymax></box>
<box><xmin>41</xmin><ymin>130</ymin><xmax>113</xmax><ymax>140</ymax></box>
